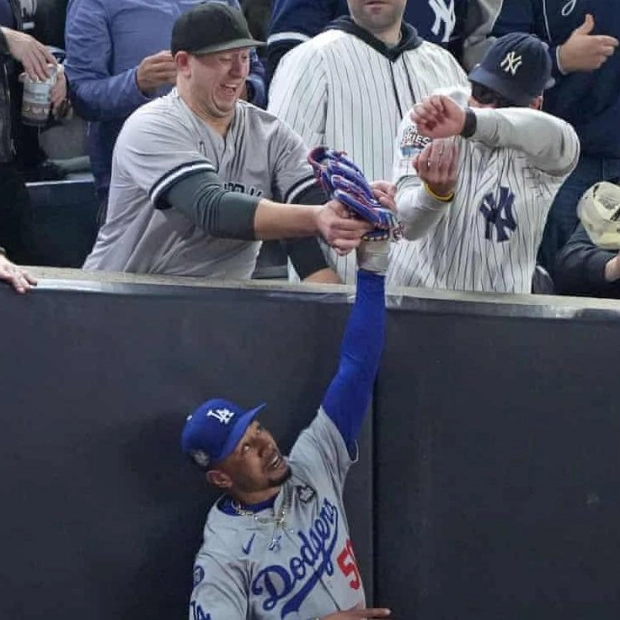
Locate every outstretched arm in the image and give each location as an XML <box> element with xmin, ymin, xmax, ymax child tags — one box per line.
<box><xmin>321</xmin><ymin>256</ymin><xmax>386</xmax><ymax>450</ymax></box>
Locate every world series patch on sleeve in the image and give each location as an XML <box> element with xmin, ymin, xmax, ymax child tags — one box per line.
<box><xmin>395</xmin><ymin>124</ymin><xmax>432</xmax><ymax>177</ymax></box>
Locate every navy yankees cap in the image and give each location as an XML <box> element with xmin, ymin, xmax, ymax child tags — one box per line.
<box><xmin>469</xmin><ymin>33</ymin><xmax>553</xmax><ymax>106</ymax></box>
<box><xmin>171</xmin><ymin>3</ymin><xmax>265</xmax><ymax>56</ymax></box>
<box><xmin>181</xmin><ymin>398</ymin><xmax>266</xmax><ymax>469</ymax></box>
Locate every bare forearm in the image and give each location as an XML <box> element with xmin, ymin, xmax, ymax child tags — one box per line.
<box><xmin>254</xmin><ymin>199</ymin><xmax>321</xmax><ymax>239</ymax></box>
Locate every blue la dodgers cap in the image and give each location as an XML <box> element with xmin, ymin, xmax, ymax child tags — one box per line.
<box><xmin>181</xmin><ymin>398</ymin><xmax>265</xmax><ymax>469</ymax></box>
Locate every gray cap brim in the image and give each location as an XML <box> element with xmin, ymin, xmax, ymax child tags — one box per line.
<box><xmin>192</xmin><ymin>38</ymin><xmax>266</xmax><ymax>55</ymax></box>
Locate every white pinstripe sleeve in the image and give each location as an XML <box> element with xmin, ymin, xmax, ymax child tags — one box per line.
<box><xmin>471</xmin><ymin>107</ymin><xmax>581</xmax><ymax>177</ymax></box>
<box><xmin>393</xmin><ymin>115</ymin><xmax>453</xmax><ymax>240</ymax></box>
<box><xmin>268</xmin><ymin>42</ymin><xmax>327</xmax><ymax>149</ymax></box>
<box><xmin>114</xmin><ymin>107</ymin><xmax>214</xmax><ymax>207</ymax></box>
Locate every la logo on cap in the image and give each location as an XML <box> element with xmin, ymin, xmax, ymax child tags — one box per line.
<box><xmin>500</xmin><ymin>51</ymin><xmax>523</xmax><ymax>76</ymax></box>
<box><xmin>206</xmin><ymin>408</ymin><xmax>235</xmax><ymax>424</ymax></box>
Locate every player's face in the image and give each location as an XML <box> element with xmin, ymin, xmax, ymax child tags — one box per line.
<box><xmin>347</xmin><ymin>0</ymin><xmax>406</xmax><ymax>38</ymax></box>
<box><xmin>221</xmin><ymin>421</ymin><xmax>291</xmax><ymax>496</ymax></box>
<box><xmin>188</xmin><ymin>48</ymin><xmax>250</xmax><ymax>121</ymax></box>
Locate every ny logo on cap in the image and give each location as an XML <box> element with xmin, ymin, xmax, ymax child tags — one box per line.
<box><xmin>500</xmin><ymin>51</ymin><xmax>523</xmax><ymax>76</ymax></box>
<box><xmin>207</xmin><ymin>408</ymin><xmax>235</xmax><ymax>424</ymax></box>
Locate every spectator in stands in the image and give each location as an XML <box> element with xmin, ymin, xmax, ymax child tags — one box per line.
<box><xmin>268</xmin><ymin>0</ymin><xmax>469</xmax><ymax>284</ymax></box>
<box><xmin>64</xmin><ymin>0</ymin><xmax>267</xmax><ymax>225</ymax></box>
<box><xmin>1</xmin><ymin>1</ymin><xmax>67</xmax><ymax>263</ymax></box>
<box><xmin>83</xmin><ymin>3</ymin><xmax>382</xmax><ymax>282</ymax></box>
<box><xmin>554</xmin><ymin>181</ymin><xmax>620</xmax><ymax>299</ymax></box>
<box><xmin>0</xmin><ymin>246</ymin><xmax>36</xmax><ymax>292</ymax></box>
<box><xmin>392</xmin><ymin>33</ymin><xmax>580</xmax><ymax>294</ymax></box>
<box><xmin>266</xmin><ymin>0</ymin><xmax>502</xmax><ymax>83</ymax></box>
<box><xmin>492</xmin><ymin>2</ymin><xmax>620</xmax><ymax>277</ymax></box>
<box><xmin>240</xmin><ymin>0</ymin><xmax>270</xmax><ymax>57</ymax></box>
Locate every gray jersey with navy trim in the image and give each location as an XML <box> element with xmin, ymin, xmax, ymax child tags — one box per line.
<box><xmin>391</xmin><ymin>87</ymin><xmax>580</xmax><ymax>293</ymax></box>
<box><xmin>83</xmin><ymin>91</ymin><xmax>316</xmax><ymax>278</ymax></box>
<box><xmin>189</xmin><ymin>409</ymin><xmax>364</xmax><ymax>620</ymax></box>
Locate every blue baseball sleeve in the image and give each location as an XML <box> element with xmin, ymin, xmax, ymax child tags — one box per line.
<box><xmin>321</xmin><ymin>269</ymin><xmax>385</xmax><ymax>449</ymax></box>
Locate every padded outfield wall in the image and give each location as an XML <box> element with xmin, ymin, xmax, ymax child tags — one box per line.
<box><xmin>1</xmin><ymin>270</ymin><xmax>619</xmax><ymax>619</ymax></box>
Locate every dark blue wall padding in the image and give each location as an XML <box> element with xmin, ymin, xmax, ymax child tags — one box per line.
<box><xmin>0</xmin><ymin>279</ymin><xmax>373</xmax><ymax>619</ymax></box>
<box><xmin>3</xmin><ymin>274</ymin><xmax>620</xmax><ymax>620</ymax></box>
<box><xmin>374</xmin><ymin>300</ymin><xmax>620</xmax><ymax>620</ymax></box>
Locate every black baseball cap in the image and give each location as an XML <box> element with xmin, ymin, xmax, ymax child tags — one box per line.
<box><xmin>468</xmin><ymin>33</ymin><xmax>553</xmax><ymax>106</ymax></box>
<box><xmin>171</xmin><ymin>3</ymin><xmax>265</xmax><ymax>56</ymax></box>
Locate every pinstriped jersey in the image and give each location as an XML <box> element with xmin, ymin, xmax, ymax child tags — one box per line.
<box><xmin>83</xmin><ymin>91</ymin><xmax>316</xmax><ymax>278</ymax></box>
<box><xmin>390</xmin><ymin>89</ymin><xmax>580</xmax><ymax>293</ymax></box>
<box><xmin>189</xmin><ymin>410</ymin><xmax>363</xmax><ymax>620</ymax></box>
<box><xmin>268</xmin><ymin>24</ymin><xmax>468</xmax><ymax>284</ymax></box>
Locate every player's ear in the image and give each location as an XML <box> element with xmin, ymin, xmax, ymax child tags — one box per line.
<box><xmin>206</xmin><ymin>468</ymin><xmax>232</xmax><ymax>490</ymax></box>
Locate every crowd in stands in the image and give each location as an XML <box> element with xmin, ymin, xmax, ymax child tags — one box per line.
<box><xmin>1</xmin><ymin>0</ymin><xmax>620</xmax><ymax>300</ymax></box>
<box><xmin>3</xmin><ymin>1</ymin><xmax>620</xmax><ymax>617</ymax></box>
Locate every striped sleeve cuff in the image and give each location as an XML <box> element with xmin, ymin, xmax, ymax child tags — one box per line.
<box><xmin>285</xmin><ymin>175</ymin><xmax>320</xmax><ymax>204</ymax></box>
<box><xmin>149</xmin><ymin>161</ymin><xmax>215</xmax><ymax>205</ymax></box>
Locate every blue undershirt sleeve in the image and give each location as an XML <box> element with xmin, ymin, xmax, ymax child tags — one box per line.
<box><xmin>321</xmin><ymin>269</ymin><xmax>386</xmax><ymax>450</ymax></box>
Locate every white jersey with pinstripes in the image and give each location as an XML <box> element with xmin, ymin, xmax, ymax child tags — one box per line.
<box><xmin>391</xmin><ymin>88</ymin><xmax>581</xmax><ymax>293</ymax></box>
<box><xmin>268</xmin><ymin>27</ymin><xmax>468</xmax><ymax>284</ymax></box>
<box><xmin>83</xmin><ymin>91</ymin><xmax>317</xmax><ymax>278</ymax></box>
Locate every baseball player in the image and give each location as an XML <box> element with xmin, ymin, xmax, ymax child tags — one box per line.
<box><xmin>391</xmin><ymin>33</ymin><xmax>580</xmax><ymax>293</ymax></box>
<box><xmin>83</xmin><ymin>4</ymin><xmax>375</xmax><ymax>281</ymax></box>
<box><xmin>181</xmin><ymin>213</ymin><xmax>395</xmax><ymax>618</ymax></box>
<box><xmin>268</xmin><ymin>0</ymin><xmax>470</xmax><ymax>285</ymax></box>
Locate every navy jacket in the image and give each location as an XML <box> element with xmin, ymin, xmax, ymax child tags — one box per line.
<box><xmin>554</xmin><ymin>223</ymin><xmax>620</xmax><ymax>298</ymax></box>
<box><xmin>494</xmin><ymin>0</ymin><xmax>620</xmax><ymax>158</ymax></box>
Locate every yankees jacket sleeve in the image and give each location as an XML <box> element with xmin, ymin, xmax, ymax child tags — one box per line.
<box><xmin>266</xmin><ymin>0</ymin><xmax>344</xmax><ymax>81</ymax></box>
<box><xmin>321</xmin><ymin>269</ymin><xmax>385</xmax><ymax>450</ymax></box>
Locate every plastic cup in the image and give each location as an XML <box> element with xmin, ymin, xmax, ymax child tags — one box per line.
<box><xmin>19</xmin><ymin>65</ymin><xmax>57</xmax><ymax>127</ymax></box>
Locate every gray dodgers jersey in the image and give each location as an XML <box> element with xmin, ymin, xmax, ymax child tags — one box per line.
<box><xmin>83</xmin><ymin>92</ymin><xmax>317</xmax><ymax>278</ymax></box>
<box><xmin>190</xmin><ymin>410</ymin><xmax>364</xmax><ymax>620</ymax></box>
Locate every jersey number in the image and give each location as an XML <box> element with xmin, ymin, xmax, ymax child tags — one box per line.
<box><xmin>337</xmin><ymin>539</ymin><xmax>361</xmax><ymax>590</ymax></box>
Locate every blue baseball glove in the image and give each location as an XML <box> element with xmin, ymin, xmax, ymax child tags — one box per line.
<box><xmin>308</xmin><ymin>146</ymin><xmax>401</xmax><ymax>242</ymax></box>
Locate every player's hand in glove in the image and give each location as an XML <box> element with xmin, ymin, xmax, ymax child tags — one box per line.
<box><xmin>411</xmin><ymin>95</ymin><xmax>466</xmax><ymax>140</ymax></box>
<box><xmin>309</xmin><ymin>147</ymin><xmax>401</xmax><ymax>243</ymax></box>
<box><xmin>322</xmin><ymin>605</ymin><xmax>391</xmax><ymax>619</ymax></box>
